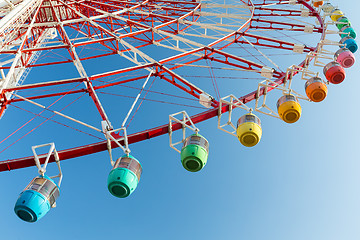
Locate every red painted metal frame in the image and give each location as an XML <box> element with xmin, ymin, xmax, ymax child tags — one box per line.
<box><xmin>0</xmin><ymin>0</ymin><xmax>202</xmax><ymax>115</ymax></box>
<box><xmin>0</xmin><ymin>0</ymin><xmax>324</xmax><ymax>171</ymax></box>
<box><xmin>235</xmin><ymin>32</ymin><xmax>316</xmax><ymax>52</ymax></box>
<box><xmin>250</xmin><ymin>18</ymin><xmax>322</xmax><ymax>33</ymax></box>
<box><xmin>253</xmin><ymin>6</ymin><xmax>316</xmax><ymax>17</ymax></box>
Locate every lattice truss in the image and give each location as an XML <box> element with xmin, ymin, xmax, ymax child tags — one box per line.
<box><xmin>0</xmin><ymin>0</ymin><xmax>337</xmax><ymax>169</ymax></box>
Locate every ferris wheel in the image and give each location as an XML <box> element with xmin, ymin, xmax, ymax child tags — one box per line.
<box><xmin>0</xmin><ymin>0</ymin><xmax>356</xmax><ymax>222</ymax></box>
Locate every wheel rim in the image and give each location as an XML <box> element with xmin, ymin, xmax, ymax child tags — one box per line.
<box><xmin>0</xmin><ymin>0</ymin><xmax>326</xmax><ymax>170</ymax></box>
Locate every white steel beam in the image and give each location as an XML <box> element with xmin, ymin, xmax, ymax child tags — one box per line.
<box><xmin>0</xmin><ymin>0</ymin><xmax>42</xmax><ymax>51</ymax></box>
<box><xmin>12</xmin><ymin>93</ymin><xmax>103</xmax><ymax>133</ymax></box>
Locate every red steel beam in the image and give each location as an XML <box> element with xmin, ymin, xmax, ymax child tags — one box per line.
<box><xmin>250</xmin><ymin>18</ymin><xmax>322</xmax><ymax>33</ymax></box>
<box><xmin>235</xmin><ymin>32</ymin><xmax>316</xmax><ymax>52</ymax></box>
<box><xmin>0</xmin><ymin>70</ymin><xmax>286</xmax><ymax>172</ymax></box>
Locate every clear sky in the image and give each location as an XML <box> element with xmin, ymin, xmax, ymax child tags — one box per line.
<box><xmin>0</xmin><ymin>1</ymin><xmax>359</xmax><ymax>240</ymax></box>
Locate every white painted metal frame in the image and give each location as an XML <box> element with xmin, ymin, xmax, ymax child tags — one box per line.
<box><xmin>217</xmin><ymin>94</ymin><xmax>251</xmax><ymax>137</ymax></box>
<box><xmin>169</xmin><ymin>111</ymin><xmax>199</xmax><ymax>153</ymax></box>
<box><xmin>121</xmin><ymin>70</ymin><xmax>154</xmax><ymax>128</ymax></box>
<box><xmin>254</xmin><ymin>77</ymin><xmax>307</xmax><ymax>119</ymax></box>
<box><xmin>0</xmin><ymin>27</ymin><xmax>54</xmax><ymax>119</ymax></box>
<box><xmin>285</xmin><ymin>64</ymin><xmax>318</xmax><ymax>85</ymax></box>
<box><xmin>12</xmin><ymin>92</ymin><xmax>103</xmax><ymax>133</ymax></box>
<box><xmin>0</xmin><ymin>0</ymin><xmax>42</xmax><ymax>95</ymax></box>
<box><xmin>32</xmin><ymin>142</ymin><xmax>63</xmax><ymax>187</ymax></box>
<box><xmin>0</xmin><ymin>0</ymin><xmax>42</xmax><ymax>51</ymax></box>
<box><xmin>102</xmin><ymin>122</ymin><xmax>130</xmax><ymax>167</ymax></box>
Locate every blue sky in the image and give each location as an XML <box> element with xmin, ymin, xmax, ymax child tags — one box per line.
<box><xmin>0</xmin><ymin>1</ymin><xmax>360</xmax><ymax>239</ymax></box>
